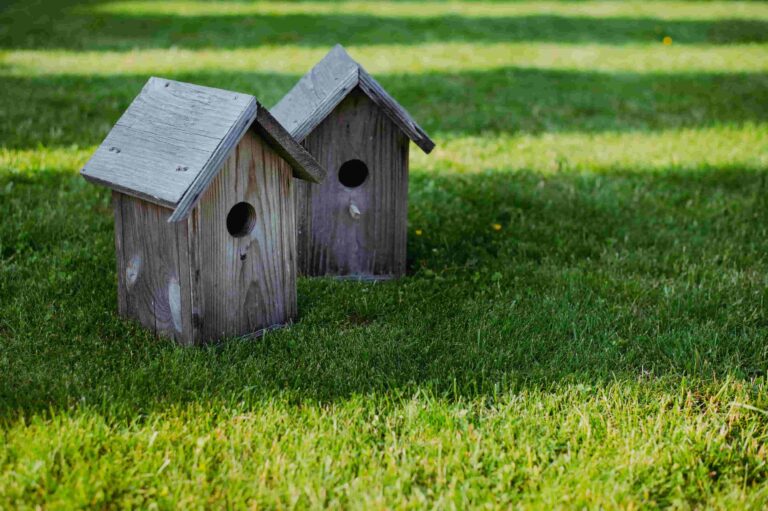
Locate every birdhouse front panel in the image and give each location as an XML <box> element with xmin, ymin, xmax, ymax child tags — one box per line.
<box><xmin>295</xmin><ymin>88</ymin><xmax>409</xmax><ymax>278</ymax></box>
<box><xmin>189</xmin><ymin>128</ymin><xmax>297</xmax><ymax>341</ymax></box>
<box><xmin>272</xmin><ymin>45</ymin><xmax>434</xmax><ymax>280</ymax></box>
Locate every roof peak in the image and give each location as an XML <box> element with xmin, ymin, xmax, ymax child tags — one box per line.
<box><xmin>81</xmin><ymin>77</ymin><xmax>325</xmax><ymax>222</ymax></box>
<box><xmin>272</xmin><ymin>45</ymin><xmax>435</xmax><ymax>154</ymax></box>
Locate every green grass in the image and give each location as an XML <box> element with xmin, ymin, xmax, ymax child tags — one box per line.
<box><xmin>2</xmin><ymin>0</ymin><xmax>768</xmax><ymax>508</ymax></box>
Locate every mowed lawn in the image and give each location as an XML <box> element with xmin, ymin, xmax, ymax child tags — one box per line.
<box><xmin>2</xmin><ymin>0</ymin><xmax>768</xmax><ymax>508</ymax></box>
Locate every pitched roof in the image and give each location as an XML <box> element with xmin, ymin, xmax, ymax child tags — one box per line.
<box><xmin>81</xmin><ymin>77</ymin><xmax>326</xmax><ymax>223</ymax></box>
<box><xmin>272</xmin><ymin>45</ymin><xmax>435</xmax><ymax>154</ymax></box>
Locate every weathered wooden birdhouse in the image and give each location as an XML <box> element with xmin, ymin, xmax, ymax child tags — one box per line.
<box><xmin>81</xmin><ymin>77</ymin><xmax>326</xmax><ymax>345</ymax></box>
<box><xmin>272</xmin><ymin>45</ymin><xmax>435</xmax><ymax>279</ymax></box>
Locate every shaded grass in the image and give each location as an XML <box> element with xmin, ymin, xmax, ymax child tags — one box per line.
<box><xmin>2</xmin><ymin>68</ymin><xmax>768</xmax><ymax>149</ymax></box>
<box><xmin>2</xmin><ymin>161</ymin><xmax>768</xmax><ymax>414</ymax></box>
<box><xmin>21</xmin><ymin>15</ymin><xmax>768</xmax><ymax>49</ymax></box>
<box><xmin>87</xmin><ymin>0</ymin><xmax>768</xmax><ymax>22</ymax></box>
<box><xmin>2</xmin><ymin>3</ymin><xmax>768</xmax><ymax>50</ymax></box>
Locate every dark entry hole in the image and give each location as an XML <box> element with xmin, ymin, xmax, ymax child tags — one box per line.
<box><xmin>338</xmin><ymin>159</ymin><xmax>369</xmax><ymax>188</ymax></box>
<box><xmin>226</xmin><ymin>202</ymin><xmax>256</xmax><ymax>237</ymax></box>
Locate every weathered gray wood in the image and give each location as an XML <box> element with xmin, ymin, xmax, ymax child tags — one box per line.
<box><xmin>253</xmin><ymin>105</ymin><xmax>326</xmax><ymax>184</ymax></box>
<box><xmin>170</xmin><ymin>101</ymin><xmax>327</xmax><ymax>223</ymax></box>
<box><xmin>272</xmin><ymin>44</ymin><xmax>435</xmax><ymax>154</ymax></box>
<box><xmin>93</xmin><ymin>77</ymin><xmax>321</xmax><ymax>344</ymax></box>
<box><xmin>296</xmin><ymin>88</ymin><xmax>409</xmax><ymax>278</ymax></box>
<box><xmin>113</xmin><ymin>192</ymin><xmax>191</xmax><ymax>344</ymax></box>
<box><xmin>113</xmin><ymin>191</ymin><xmax>128</xmax><ymax>316</ymax></box>
<box><xmin>168</xmin><ymin>97</ymin><xmax>258</xmax><ymax>223</ymax></box>
<box><xmin>86</xmin><ymin>124</ymin><xmax>211</xmax><ymax>206</ymax></box>
<box><xmin>271</xmin><ymin>46</ymin><xmax>359</xmax><ymax>142</ymax></box>
<box><xmin>184</xmin><ymin>201</ymin><xmax>203</xmax><ymax>345</ymax></box>
<box><xmin>189</xmin><ymin>128</ymin><xmax>297</xmax><ymax>340</ymax></box>
<box><xmin>173</xmin><ymin>208</ymin><xmax>196</xmax><ymax>346</ymax></box>
<box><xmin>82</xmin><ymin>76</ymin><xmax>326</xmax><ymax>224</ymax></box>
<box><xmin>83</xmin><ymin>77</ymin><xmax>256</xmax><ymax>209</ymax></box>
<box><xmin>357</xmin><ymin>68</ymin><xmax>435</xmax><ymax>154</ymax></box>
<box><xmin>113</xmin><ymin>129</ymin><xmax>298</xmax><ymax>345</ymax></box>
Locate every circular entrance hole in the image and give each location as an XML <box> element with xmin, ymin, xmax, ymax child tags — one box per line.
<box><xmin>226</xmin><ymin>202</ymin><xmax>256</xmax><ymax>237</ymax></box>
<box><xmin>338</xmin><ymin>159</ymin><xmax>369</xmax><ymax>188</ymax></box>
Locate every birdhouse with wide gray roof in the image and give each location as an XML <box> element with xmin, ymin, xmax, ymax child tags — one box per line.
<box><xmin>81</xmin><ymin>77</ymin><xmax>326</xmax><ymax>345</ymax></box>
<box><xmin>272</xmin><ymin>45</ymin><xmax>434</xmax><ymax>279</ymax></box>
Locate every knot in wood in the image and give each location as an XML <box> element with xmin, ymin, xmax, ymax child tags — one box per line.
<box><xmin>126</xmin><ymin>254</ymin><xmax>141</xmax><ymax>289</ymax></box>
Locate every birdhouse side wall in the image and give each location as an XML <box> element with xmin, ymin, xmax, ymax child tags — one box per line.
<box><xmin>295</xmin><ymin>88</ymin><xmax>410</xmax><ymax>278</ymax></box>
<box><xmin>187</xmin><ymin>128</ymin><xmax>297</xmax><ymax>342</ymax></box>
<box><xmin>112</xmin><ymin>191</ymin><xmax>195</xmax><ymax>344</ymax></box>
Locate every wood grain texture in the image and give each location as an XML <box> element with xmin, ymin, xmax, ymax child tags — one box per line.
<box><xmin>83</xmin><ymin>77</ymin><xmax>256</xmax><ymax>210</ymax></box>
<box><xmin>112</xmin><ymin>191</ymin><xmax>128</xmax><ymax>317</ymax></box>
<box><xmin>296</xmin><ymin>87</ymin><xmax>409</xmax><ymax>278</ymax></box>
<box><xmin>83</xmin><ymin>77</ymin><xmax>324</xmax><ymax>224</ymax></box>
<box><xmin>253</xmin><ymin>105</ymin><xmax>326</xmax><ymax>184</ymax></box>
<box><xmin>272</xmin><ymin>44</ymin><xmax>435</xmax><ymax>154</ymax></box>
<box><xmin>171</xmin><ymin>101</ymin><xmax>327</xmax><ymax>222</ymax></box>
<box><xmin>110</xmin><ymin>125</ymin><xmax>301</xmax><ymax>344</ymax></box>
<box><xmin>168</xmin><ymin>97</ymin><xmax>258</xmax><ymax>223</ymax></box>
<box><xmin>113</xmin><ymin>192</ymin><xmax>193</xmax><ymax>344</ymax></box>
<box><xmin>271</xmin><ymin>45</ymin><xmax>359</xmax><ymax>142</ymax></box>
<box><xmin>357</xmin><ymin>69</ymin><xmax>435</xmax><ymax>154</ymax></box>
<box><xmin>189</xmin><ymin>128</ymin><xmax>297</xmax><ymax>341</ymax></box>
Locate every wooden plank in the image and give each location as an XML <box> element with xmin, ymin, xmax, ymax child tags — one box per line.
<box><xmin>190</xmin><ymin>129</ymin><xmax>297</xmax><ymax>341</ymax></box>
<box><xmin>112</xmin><ymin>191</ymin><xmax>128</xmax><ymax>317</ymax></box>
<box><xmin>271</xmin><ymin>44</ymin><xmax>359</xmax><ymax>142</ymax></box>
<box><xmin>358</xmin><ymin>69</ymin><xmax>435</xmax><ymax>154</ymax></box>
<box><xmin>174</xmin><ymin>211</ymin><xmax>196</xmax><ymax>346</ymax></box>
<box><xmin>169</xmin><ymin>100</ymin><xmax>327</xmax><ymax>222</ymax></box>
<box><xmin>83</xmin><ymin>124</ymin><xmax>210</xmax><ymax>205</ymax></box>
<box><xmin>253</xmin><ymin>104</ymin><xmax>326</xmax><ymax>184</ymax></box>
<box><xmin>293</xmin><ymin>178</ymin><xmax>312</xmax><ymax>277</ymax></box>
<box><xmin>81</xmin><ymin>77</ymin><xmax>257</xmax><ymax>212</ymax></box>
<box><xmin>115</xmin><ymin>193</ymin><xmax>189</xmax><ymax>343</ymax></box>
<box><xmin>272</xmin><ymin>44</ymin><xmax>435</xmax><ymax>154</ymax></box>
<box><xmin>118</xmin><ymin>77</ymin><xmax>253</xmax><ymax>139</ymax></box>
<box><xmin>185</xmin><ymin>207</ymin><xmax>204</xmax><ymax>345</ymax></box>
<box><xmin>298</xmin><ymin>88</ymin><xmax>409</xmax><ymax>278</ymax></box>
<box><xmin>83</xmin><ymin>77</ymin><xmax>324</xmax><ymax>224</ymax></box>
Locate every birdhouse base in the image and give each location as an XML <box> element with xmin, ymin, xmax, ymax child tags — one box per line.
<box><xmin>331</xmin><ymin>274</ymin><xmax>398</xmax><ymax>282</ymax></box>
<box><xmin>226</xmin><ymin>321</ymin><xmax>292</xmax><ymax>343</ymax></box>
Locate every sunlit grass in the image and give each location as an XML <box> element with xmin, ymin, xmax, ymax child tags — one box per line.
<box><xmin>89</xmin><ymin>0</ymin><xmax>768</xmax><ymax>21</ymax></box>
<box><xmin>415</xmin><ymin>124</ymin><xmax>768</xmax><ymax>175</ymax></box>
<box><xmin>4</xmin><ymin>42</ymin><xmax>768</xmax><ymax>77</ymax></box>
<box><xmin>2</xmin><ymin>379</ymin><xmax>767</xmax><ymax>509</ymax></box>
<box><xmin>5</xmin><ymin>125</ymin><xmax>767</xmax><ymax>180</ymax></box>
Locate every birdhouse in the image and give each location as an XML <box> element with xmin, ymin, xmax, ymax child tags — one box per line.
<box><xmin>81</xmin><ymin>77</ymin><xmax>326</xmax><ymax>345</ymax></box>
<box><xmin>272</xmin><ymin>45</ymin><xmax>435</xmax><ymax>280</ymax></box>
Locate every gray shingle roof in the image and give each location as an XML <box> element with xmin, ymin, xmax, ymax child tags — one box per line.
<box><xmin>81</xmin><ymin>77</ymin><xmax>325</xmax><ymax>222</ymax></box>
<box><xmin>272</xmin><ymin>45</ymin><xmax>435</xmax><ymax>154</ymax></box>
